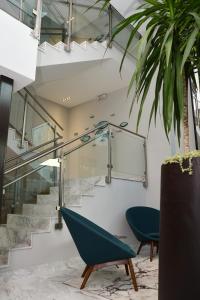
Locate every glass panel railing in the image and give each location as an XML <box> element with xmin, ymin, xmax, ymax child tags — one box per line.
<box><xmin>0</xmin><ymin>0</ymin><xmax>36</xmax><ymax>28</ymax></box>
<box><xmin>110</xmin><ymin>126</ymin><xmax>146</xmax><ymax>182</ymax></box>
<box><xmin>7</xmin><ymin>89</ymin><xmax>63</xmax><ymax>169</ymax></box>
<box><xmin>40</xmin><ymin>0</ymin><xmax>67</xmax><ymax>45</ymax></box>
<box><xmin>2</xmin><ymin>123</ymin><xmax>147</xmax><ymax>226</ymax></box>
<box><xmin>72</xmin><ymin>1</ymin><xmax>109</xmax><ymax>44</ymax></box>
<box><xmin>111</xmin><ymin>7</ymin><xmax>139</xmax><ymax>57</ymax></box>
<box><xmin>2</xmin><ymin>163</ymin><xmax>57</xmax><ymax>223</ymax></box>
<box><xmin>63</xmin><ymin>129</ymin><xmax>108</xmax><ymax>206</ymax></box>
<box><xmin>39</xmin><ymin>0</ymin><xmax>109</xmax><ymax>46</ymax></box>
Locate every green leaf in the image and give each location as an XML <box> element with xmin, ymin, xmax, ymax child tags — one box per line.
<box><xmin>181</xmin><ymin>26</ymin><xmax>199</xmax><ymax>71</ymax></box>
<box><xmin>190</xmin><ymin>12</ymin><xmax>200</xmax><ymax>29</ymax></box>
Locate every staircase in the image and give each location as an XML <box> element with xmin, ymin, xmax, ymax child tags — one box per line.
<box><xmin>1</xmin><ymin>122</ymin><xmax>147</xmax><ymax>269</ymax></box>
<box><xmin>0</xmin><ymin>176</ymin><xmax>105</xmax><ymax>268</ymax></box>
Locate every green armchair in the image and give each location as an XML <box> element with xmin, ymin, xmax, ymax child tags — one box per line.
<box><xmin>126</xmin><ymin>206</ymin><xmax>160</xmax><ymax>261</ymax></box>
<box><xmin>61</xmin><ymin>207</ymin><xmax>138</xmax><ymax>290</ymax></box>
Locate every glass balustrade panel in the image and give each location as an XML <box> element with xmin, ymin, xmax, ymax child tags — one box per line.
<box><xmin>62</xmin><ymin>129</ymin><xmax>108</xmax><ymax>207</ymax></box>
<box><xmin>112</xmin><ymin>7</ymin><xmax>139</xmax><ymax>57</ymax></box>
<box><xmin>111</xmin><ymin>127</ymin><xmax>146</xmax><ymax>182</ymax></box>
<box><xmin>2</xmin><ymin>158</ymin><xmax>58</xmax><ymax>224</ymax></box>
<box><xmin>9</xmin><ymin>92</ymin><xmax>25</xmax><ymax>144</ymax></box>
<box><xmin>72</xmin><ymin>0</ymin><xmax>109</xmax><ymax>44</ymax></box>
<box><xmin>0</xmin><ymin>0</ymin><xmax>36</xmax><ymax>28</ymax></box>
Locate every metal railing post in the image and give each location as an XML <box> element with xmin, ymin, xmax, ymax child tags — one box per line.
<box><xmin>143</xmin><ymin>139</ymin><xmax>148</xmax><ymax>188</ymax></box>
<box><xmin>19</xmin><ymin>93</ymin><xmax>28</xmax><ymax>149</ymax></box>
<box><xmin>32</xmin><ymin>0</ymin><xmax>43</xmax><ymax>40</ymax></box>
<box><xmin>108</xmin><ymin>5</ymin><xmax>113</xmax><ymax>48</ymax></box>
<box><xmin>55</xmin><ymin>153</ymin><xmax>64</xmax><ymax>229</ymax></box>
<box><xmin>53</xmin><ymin>126</ymin><xmax>58</xmax><ymax>186</ymax></box>
<box><xmin>65</xmin><ymin>0</ymin><xmax>73</xmax><ymax>52</ymax></box>
<box><xmin>19</xmin><ymin>0</ymin><xmax>24</xmax><ymax>22</ymax></box>
<box><xmin>105</xmin><ymin>126</ymin><xmax>113</xmax><ymax>184</ymax></box>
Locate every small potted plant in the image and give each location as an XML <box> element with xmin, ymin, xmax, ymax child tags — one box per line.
<box><xmin>96</xmin><ymin>1</ymin><xmax>200</xmax><ymax>299</ymax></box>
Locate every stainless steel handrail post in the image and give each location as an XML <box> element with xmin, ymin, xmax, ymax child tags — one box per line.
<box><xmin>19</xmin><ymin>93</ymin><xmax>28</xmax><ymax>149</ymax></box>
<box><xmin>53</xmin><ymin>126</ymin><xmax>58</xmax><ymax>187</ymax></box>
<box><xmin>55</xmin><ymin>153</ymin><xmax>64</xmax><ymax>229</ymax></box>
<box><xmin>105</xmin><ymin>126</ymin><xmax>112</xmax><ymax>184</ymax></box>
<box><xmin>143</xmin><ymin>139</ymin><xmax>148</xmax><ymax>188</ymax></box>
<box><xmin>108</xmin><ymin>5</ymin><xmax>113</xmax><ymax>48</ymax></box>
<box><xmin>19</xmin><ymin>0</ymin><xmax>24</xmax><ymax>22</ymax></box>
<box><xmin>32</xmin><ymin>0</ymin><xmax>43</xmax><ymax>40</ymax></box>
<box><xmin>65</xmin><ymin>0</ymin><xmax>73</xmax><ymax>52</ymax></box>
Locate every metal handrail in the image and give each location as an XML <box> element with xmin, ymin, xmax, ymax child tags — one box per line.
<box><xmin>2</xmin><ymin>0</ymin><xmax>35</xmax><ymax>20</ymax></box>
<box><xmin>24</xmin><ymin>89</ymin><xmax>64</xmax><ymax>131</ymax></box>
<box><xmin>3</xmin><ymin>133</ymin><xmax>102</xmax><ymax>189</ymax></box>
<box><xmin>4</xmin><ymin>122</ymin><xmax>145</xmax><ymax>175</ymax></box>
<box><xmin>18</xmin><ymin>91</ymin><xmax>61</xmax><ymax>135</ymax></box>
<box><xmin>5</xmin><ymin>137</ymin><xmax>62</xmax><ymax>165</ymax></box>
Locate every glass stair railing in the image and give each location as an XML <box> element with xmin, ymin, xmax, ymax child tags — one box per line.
<box><xmin>0</xmin><ymin>0</ymin><xmax>35</xmax><ymax>28</ymax></box>
<box><xmin>2</xmin><ymin>122</ymin><xmax>147</xmax><ymax>227</ymax></box>
<box><xmin>39</xmin><ymin>0</ymin><xmax>141</xmax><ymax>54</ymax></box>
<box><xmin>6</xmin><ymin>88</ymin><xmax>63</xmax><ymax>170</ymax></box>
<box><xmin>0</xmin><ymin>0</ymin><xmax>42</xmax><ymax>39</ymax></box>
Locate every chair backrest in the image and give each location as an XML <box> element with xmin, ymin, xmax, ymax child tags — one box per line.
<box><xmin>126</xmin><ymin>206</ymin><xmax>160</xmax><ymax>240</ymax></box>
<box><xmin>61</xmin><ymin>207</ymin><xmax>135</xmax><ymax>265</ymax></box>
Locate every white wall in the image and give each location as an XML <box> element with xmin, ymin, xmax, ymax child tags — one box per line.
<box><xmin>0</xmin><ymin>10</ymin><xmax>38</xmax><ymax>91</ymax></box>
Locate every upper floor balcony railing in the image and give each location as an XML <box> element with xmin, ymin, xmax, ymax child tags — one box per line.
<box><xmin>0</xmin><ymin>0</ymin><xmax>42</xmax><ymax>39</ymax></box>
<box><xmin>0</xmin><ymin>0</ymin><xmax>141</xmax><ymax>54</ymax></box>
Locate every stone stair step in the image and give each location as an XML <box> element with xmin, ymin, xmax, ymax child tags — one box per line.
<box><xmin>7</xmin><ymin>214</ymin><xmax>51</xmax><ymax>232</ymax></box>
<box><xmin>0</xmin><ymin>248</ymin><xmax>9</xmax><ymax>267</ymax></box>
<box><xmin>23</xmin><ymin>203</ymin><xmax>57</xmax><ymax>217</ymax></box>
<box><xmin>37</xmin><ymin>194</ymin><xmax>58</xmax><ymax>205</ymax></box>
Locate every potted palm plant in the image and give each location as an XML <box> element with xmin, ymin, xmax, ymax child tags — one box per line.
<box><xmin>95</xmin><ymin>1</ymin><xmax>200</xmax><ymax>299</ymax></box>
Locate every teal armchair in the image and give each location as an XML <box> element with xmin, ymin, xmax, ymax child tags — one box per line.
<box><xmin>61</xmin><ymin>207</ymin><xmax>138</xmax><ymax>290</ymax></box>
<box><xmin>126</xmin><ymin>206</ymin><xmax>160</xmax><ymax>261</ymax></box>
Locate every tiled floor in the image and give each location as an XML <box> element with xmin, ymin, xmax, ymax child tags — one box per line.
<box><xmin>0</xmin><ymin>255</ymin><xmax>158</xmax><ymax>300</ymax></box>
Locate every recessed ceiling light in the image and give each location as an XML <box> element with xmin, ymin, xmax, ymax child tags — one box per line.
<box><xmin>63</xmin><ymin>96</ymin><xmax>71</xmax><ymax>102</ymax></box>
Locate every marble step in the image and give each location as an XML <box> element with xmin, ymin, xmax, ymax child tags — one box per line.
<box><xmin>37</xmin><ymin>193</ymin><xmax>82</xmax><ymax>207</ymax></box>
<box><xmin>37</xmin><ymin>194</ymin><xmax>58</xmax><ymax>205</ymax></box>
<box><xmin>7</xmin><ymin>214</ymin><xmax>51</xmax><ymax>233</ymax></box>
<box><xmin>23</xmin><ymin>204</ymin><xmax>57</xmax><ymax>217</ymax></box>
<box><xmin>0</xmin><ymin>226</ymin><xmax>31</xmax><ymax>250</ymax></box>
<box><xmin>49</xmin><ymin>185</ymin><xmax>94</xmax><ymax>197</ymax></box>
<box><xmin>0</xmin><ymin>248</ymin><xmax>9</xmax><ymax>267</ymax></box>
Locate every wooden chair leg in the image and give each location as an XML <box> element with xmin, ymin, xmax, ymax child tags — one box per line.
<box><xmin>137</xmin><ymin>242</ymin><xmax>143</xmax><ymax>255</ymax></box>
<box><xmin>125</xmin><ymin>264</ymin><xmax>129</xmax><ymax>275</ymax></box>
<box><xmin>128</xmin><ymin>259</ymin><xmax>138</xmax><ymax>291</ymax></box>
<box><xmin>156</xmin><ymin>243</ymin><xmax>159</xmax><ymax>254</ymax></box>
<box><xmin>80</xmin><ymin>266</ymin><xmax>94</xmax><ymax>289</ymax></box>
<box><xmin>81</xmin><ymin>265</ymin><xmax>89</xmax><ymax>278</ymax></box>
<box><xmin>150</xmin><ymin>241</ymin><xmax>154</xmax><ymax>262</ymax></box>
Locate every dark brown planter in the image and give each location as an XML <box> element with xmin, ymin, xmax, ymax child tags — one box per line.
<box><xmin>159</xmin><ymin>157</ymin><xmax>200</xmax><ymax>300</ymax></box>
